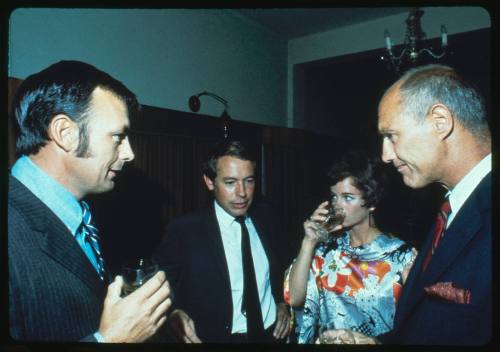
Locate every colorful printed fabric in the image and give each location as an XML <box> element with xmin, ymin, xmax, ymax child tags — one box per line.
<box><xmin>284</xmin><ymin>232</ymin><xmax>416</xmax><ymax>343</ymax></box>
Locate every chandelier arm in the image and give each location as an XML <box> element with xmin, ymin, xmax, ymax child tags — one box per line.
<box><xmin>419</xmin><ymin>48</ymin><xmax>446</xmax><ymax>59</ymax></box>
<box><xmin>391</xmin><ymin>47</ymin><xmax>409</xmax><ymax>61</ymax></box>
<box><xmin>381</xmin><ymin>7</ymin><xmax>450</xmax><ymax>73</ymax></box>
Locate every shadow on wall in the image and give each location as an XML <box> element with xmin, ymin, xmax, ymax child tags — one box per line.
<box><xmin>88</xmin><ymin>164</ymin><xmax>170</xmax><ymax>276</ymax></box>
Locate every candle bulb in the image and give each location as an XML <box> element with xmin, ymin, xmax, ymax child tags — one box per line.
<box><xmin>384</xmin><ymin>30</ymin><xmax>392</xmax><ymax>51</ymax></box>
<box><xmin>441</xmin><ymin>25</ymin><xmax>448</xmax><ymax>47</ymax></box>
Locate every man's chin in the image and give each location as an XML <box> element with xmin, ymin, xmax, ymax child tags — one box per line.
<box><xmin>93</xmin><ymin>181</ymin><xmax>115</xmax><ymax>194</ymax></box>
<box><xmin>402</xmin><ymin>175</ymin><xmax>428</xmax><ymax>189</ymax></box>
<box><xmin>229</xmin><ymin>207</ymin><xmax>249</xmax><ymax>217</ymax></box>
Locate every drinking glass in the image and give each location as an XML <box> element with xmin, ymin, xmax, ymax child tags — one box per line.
<box><xmin>318</xmin><ymin>322</ymin><xmax>336</xmax><ymax>344</ymax></box>
<box><xmin>315</xmin><ymin>205</ymin><xmax>346</xmax><ymax>242</ymax></box>
<box><xmin>121</xmin><ymin>258</ymin><xmax>159</xmax><ymax>297</ymax></box>
<box><xmin>318</xmin><ymin>323</ymin><xmax>352</xmax><ymax>344</ymax></box>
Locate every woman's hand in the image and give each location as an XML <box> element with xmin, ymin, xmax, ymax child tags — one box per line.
<box><xmin>315</xmin><ymin>329</ymin><xmax>379</xmax><ymax>344</ymax></box>
<box><xmin>303</xmin><ymin>201</ymin><xmax>342</xmax><ymax>245</ymax></box>
<box><xmin>302</xmin><ymin>201</ymin><xmax>329</xmax><ymax>244</ymax></box>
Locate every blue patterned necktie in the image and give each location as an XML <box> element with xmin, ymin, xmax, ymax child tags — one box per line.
<box><xmin>80</xmin><ymin>201</ymin><xmax>107</xmax><ymax>280</ymax></box>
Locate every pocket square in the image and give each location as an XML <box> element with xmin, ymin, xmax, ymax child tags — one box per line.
<box><xmin>424</xmin><ymin>282</ymin><xmax>471</xmax><ymax>304</ymax></box>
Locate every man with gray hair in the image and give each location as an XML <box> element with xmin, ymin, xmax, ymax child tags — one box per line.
<box><xmin>320</xmin><ymin>64</ymin><xmax>491</xmax><ymax>345</ymax></box>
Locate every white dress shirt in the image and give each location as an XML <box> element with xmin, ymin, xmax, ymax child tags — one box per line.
<box><xmin>446</xmin><ymin>153</ymin><xmax>491</xmax><ymax>228</ymax></box>
<box><xmin>214</xmin><ymin>201</ymin><xmax>277</xmax><ymax>333</ymax></box>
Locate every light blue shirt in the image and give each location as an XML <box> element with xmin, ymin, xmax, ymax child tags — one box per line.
<box><xmin>11</xmin><ymin>155</ymin><xmax>106</xmax><ymax>342</ymax></box>
<box><xmin>214</xmin><ymin>201</ymin><xmax>277</xmax><ymax>333</ymax></box>
<box><xmin>11</xmin><ymin>155</ymin><xmax>102</xmax><ymax>274</ymax></box>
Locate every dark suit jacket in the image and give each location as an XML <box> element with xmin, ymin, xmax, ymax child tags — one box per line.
<box><xmin>8</xmin><ymin>176</ymin><xmax>108</xmax><ymax>342</ymax></box>
<box><xmin>153</xmin><ymin>202</ymin><xmax>287</xmax><ymax>343</ymax></box>
<box><xmin>380</xmin><ymin>172</ymin><xmax>491</xmax><ymax>345</ymax></box>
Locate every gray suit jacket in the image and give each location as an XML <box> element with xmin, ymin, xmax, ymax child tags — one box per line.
<box><xmin>8</xmin><ymin>176</ymin><xmax>107</xmax><ymax>342</ymax></box>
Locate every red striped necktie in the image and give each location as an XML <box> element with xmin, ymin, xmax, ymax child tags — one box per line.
<box><xmin>422</xmin><ymin>198</ymin><xmax>451</xmax><ymax>271</ymax></box>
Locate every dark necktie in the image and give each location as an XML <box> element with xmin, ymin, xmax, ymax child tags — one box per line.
<box><xmin>422</xmin><ymin>198</ymin><xmax>451</xmax><ymax>271</ymax></box>
<box><xmin>235</xmin><ymin>216</ymin><xmax>265</xmax><ymax>341</ymax></box>
<box><xmin>81</xmin><ymin>201</ymin><xmax>107</xmax><ymax>280</ymax></box>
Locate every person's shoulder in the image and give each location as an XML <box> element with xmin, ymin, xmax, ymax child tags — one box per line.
<box><xmin>8</xmin><ymin>176</ymin><xmax>43</xmax><ymax>226</ymax></box>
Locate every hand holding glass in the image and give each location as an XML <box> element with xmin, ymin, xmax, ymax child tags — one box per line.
<box><xmin>121</xmin><ymin>258</ymin><xmax>159</xmax><ymax>297</ymax></box>
<box><xmin>318</xmin><ymin>328</ymin><xmax>354</xmax><ymax>344</ymax></box>
<box><xmin>315</xmin><ymin>204</ymin><xmax>345</xmax><ymax>242</ymax></box>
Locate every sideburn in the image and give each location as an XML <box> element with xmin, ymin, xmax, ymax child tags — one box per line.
<box><xmin>75</xmin><ymin>121</ymin><xmax>91</xmax><ymax>158</ymax></box>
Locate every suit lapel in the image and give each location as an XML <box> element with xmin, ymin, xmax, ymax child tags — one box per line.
<box><xmin>205</xmin><ymin>204</ymin><xmax>232</xmax><ymax>290</ymax></box>
<box><xmin>420</xmin><ymin>200</ymin><xmax>481</xmax><ymax>286</ymax></box>
<box><xmin>39</xmin><ymin>217</ymin><xmax>108</xmax><ymax>297</ymax></box>
<box><xmin>395</xmin><ymin>173</ymin><xmax>490</xmax><ymax>328</ymax></box>
<box><xmin>10</xmin><ymin>176</ymin><xmax>107</xmax><ymax>297</ymax></box>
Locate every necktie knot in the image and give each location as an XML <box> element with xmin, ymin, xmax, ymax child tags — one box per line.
<box><xmin>235</xmin><ymin>216</ymin><xmax>246</xmax><ymax>226</ymax></box>
<box><xmin>422</xmin><ymin>197</ymin><xmax>451</xmax><ymax>271</ymax></box>
<box><xmin>81</xmin><ymin>201</ymin><xmax>91</xmax><ymax>225</ymax></box>
<box><xmin>81</xmin><ymin>201</ymin><xmax>100</xmax><ymax>240</ymax></box>
<box><xmin>440</xmin><ymin>198</ymin><xmax>452</xmax><ymax>218</ymax></box>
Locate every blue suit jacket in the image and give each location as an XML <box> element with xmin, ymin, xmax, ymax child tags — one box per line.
<box><xmin>380</xmin><ymin>172</ymin><xmax>491</xmax><ymax>345</ymax></box>
<box><xmin>8</xmin><ymin>176</ymin><xmax>108</xmax><ymax>341</ymax></box>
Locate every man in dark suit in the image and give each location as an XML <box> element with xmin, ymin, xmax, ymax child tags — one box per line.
<box><xmin>320</xmin><ymin>65</ymin><xmax>491</xmax><ymax>346</ymax></box>
<box><xmin>154</xmin><ymin>140</ymin><xmax>290</xmax><ymax>343</ymax></box>
<box><xmin>8</xmin><ymin>60</ymin><xmax>172</xmax><ymax>342</ymax></box>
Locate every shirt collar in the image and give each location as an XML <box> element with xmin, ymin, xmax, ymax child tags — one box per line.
<box><xmin>447</xmin><ymin>153</ymin><xmax>491</xmax><ymax>221</ymax></box>
<box><xmin>213</xmin><ymin>200</ymin><xmax>246</xmax><ymax>230</ymax></box>
<box><xmin>11</xmin><ymin>155</ymin><xmax>83</xmax><ymax>235</ymax></box>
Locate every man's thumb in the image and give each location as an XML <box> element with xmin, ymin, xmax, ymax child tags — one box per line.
<box><xmin>105</xmin><ymin>275</ymin><xmax>124</xmax><ymax>303</ymax></box>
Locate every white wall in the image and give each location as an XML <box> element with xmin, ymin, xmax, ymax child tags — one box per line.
<box><xmin>9</xmin><ymin>9</ymin><xmax>288</xmax><ymax>127</ymax></box>
<box><xmin>8</xmin><ymin>7</ymin><xmax>491</xmax><ymax>130</ymax></box>
<box><xmin>287</xmin><ymin>6</ymin><xmax>491</xmax><ymax>127</ymax></box>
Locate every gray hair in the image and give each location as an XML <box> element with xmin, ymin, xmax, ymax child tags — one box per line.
<box><xmin>395</xmin><ymin>64</ymin><xmax>489</xmax><ymax>140</ymax></box>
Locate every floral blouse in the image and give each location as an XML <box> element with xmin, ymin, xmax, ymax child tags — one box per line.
<box><xmin>284</xmin><ymin>232</ymin><xmax>416</xmax><ymax>343</ymax></box>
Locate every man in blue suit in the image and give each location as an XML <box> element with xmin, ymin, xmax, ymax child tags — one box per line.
<box><xmin>8</xmin><ymin>61</ymin><xmax>172</xmax><ymax>342</ymax></box>
<box><xmin>320</xmin><ymin>64</ymin><xmax>491</xmax><ymax>346</ymax></box>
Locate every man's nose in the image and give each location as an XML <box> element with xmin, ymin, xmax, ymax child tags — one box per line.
<box><xmin>236</xmin><ymin>182</ymin><xmax>247</xmax><ymax>198</ymax></box>
<box><xmin>381</xmin><ymin>138</ymin><xmax>395</xmax><ymax>164</ymax></box>
<box><xmin>120</xmin><ymin>137</ymin><xmax>135</xmax><ymax>162</ymax></box>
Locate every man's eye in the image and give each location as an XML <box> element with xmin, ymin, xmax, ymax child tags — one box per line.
<box><xmin>113</xmin><ymin>134</ymin><xmax>125</xmax><ymax>143</ymax></box>
<box><xmin>225</xmin><ymin>181</ymin><xmax>235</xmax><ymax>186</ymax></box>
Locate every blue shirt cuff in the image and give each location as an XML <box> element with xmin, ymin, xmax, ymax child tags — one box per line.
<box><xmin>94</xmin><ymin>332</ymin><xmax>106</xmax><ymax>342</ymax></box>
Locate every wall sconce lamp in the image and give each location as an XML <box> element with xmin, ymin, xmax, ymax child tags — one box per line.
<box><xmin>381</xmin><ymin>7</ymin><xmax>450</xmax><ymax>74</ymax></box>
<box><xmin>188</xmin><ymin>91</ymin><xmax>232</xmax><ymax>139</ymax></box>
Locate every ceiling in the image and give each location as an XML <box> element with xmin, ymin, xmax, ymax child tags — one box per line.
<box><xmin>237</xmin><ymin>7</ymin><xmax>410</xmax><ymax>39</ymax></box>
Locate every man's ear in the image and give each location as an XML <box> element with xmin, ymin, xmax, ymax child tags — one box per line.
<box><xmin>428</xmin><ymin>104</ymin><xmax>453</xmax><ymax>140</ymax></box>
<box><xmin>203</xmin><ymin>174</ymin><xmax>215</xmax><ymax>191</ymax></box>
<box><xmin>47</xmin><ymin>114</ymin><xmax>79</xmax><ymax>152</ymax></box>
